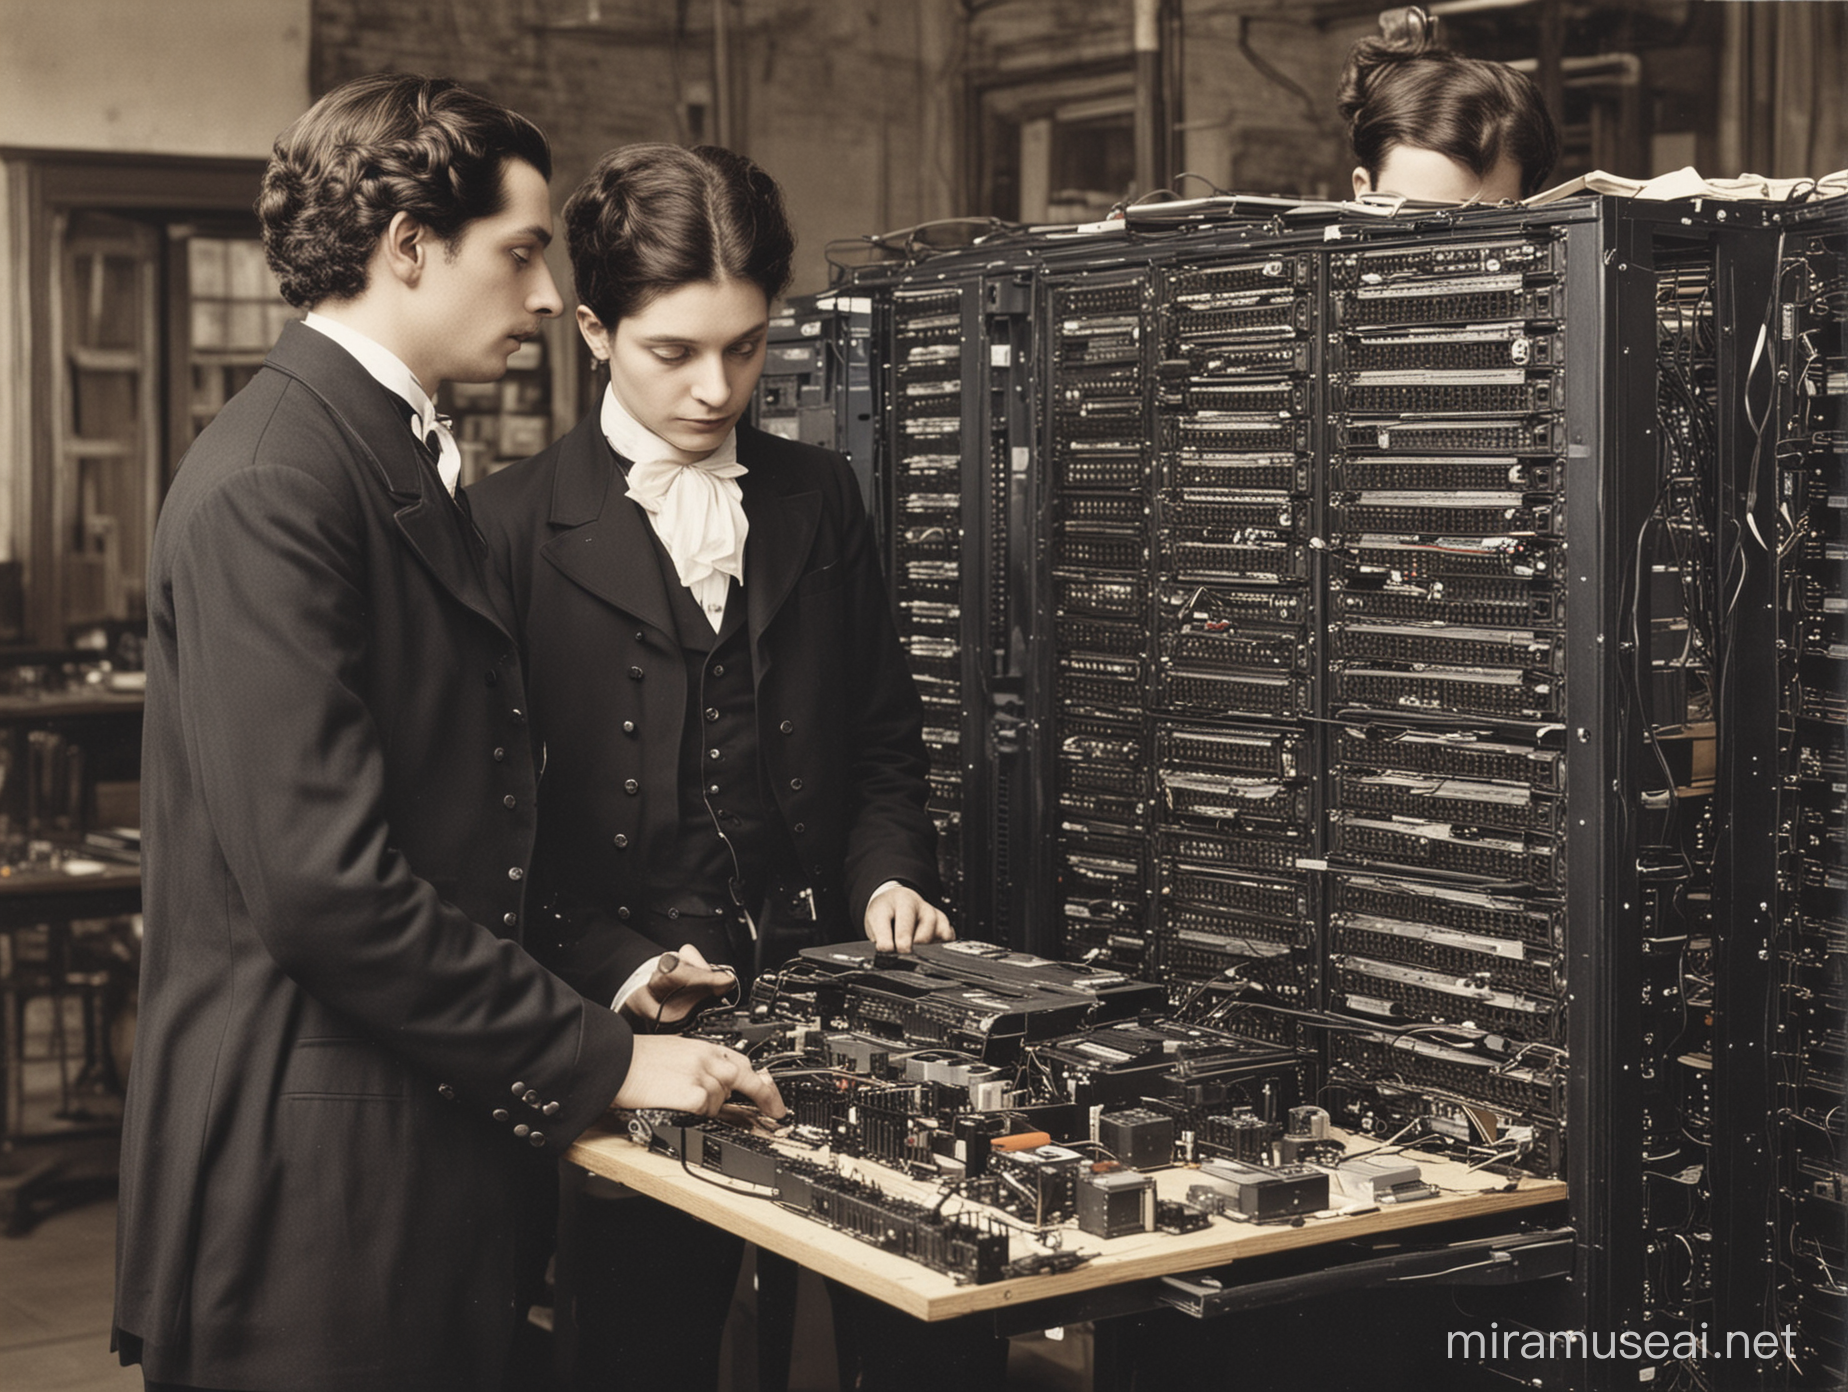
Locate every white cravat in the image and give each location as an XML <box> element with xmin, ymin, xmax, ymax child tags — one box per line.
<box><xmin>600</xmin><ymin>385</ymin><xmax>747</xmax><ymax>631</ymax></box>
<box><xmin>418</xmin><ymin>414</ymin><xmax>463</xmax><ymax>496</ymax></box>
<box><xmin>302</xmin><ymin>312</ymin><xmax>461</xmax><ymax>494</ymax></box>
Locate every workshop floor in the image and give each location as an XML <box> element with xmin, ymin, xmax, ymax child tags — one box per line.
<box><xmin>0</xmin><ymin>995</ymin><xmax>1088</xmax><ymax>1392</ymax></box>
<box><xmin>0</xmin><ymin>1190</ymin><xmax>137</xmax><ymax>1391</ymax></box>
<box><xmin>0</xmin><ymin>987</ymin><xmax>136</xmax><ymax>1391</ymax></box>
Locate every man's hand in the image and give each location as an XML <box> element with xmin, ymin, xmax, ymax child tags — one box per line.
<box><xmin>622</xmin><ymin>943</ymin><xmax>736</xmax><ymax>1027</ymax></box>
<box><xmin>864</xmin><ymin>884</ymin><xmax>954</xmax><ymax>953</ymax></box>
<box><xmin>614</xmin><ymin>1035</ymin><xmax>786</xmax><ymax>1119</ymax></box>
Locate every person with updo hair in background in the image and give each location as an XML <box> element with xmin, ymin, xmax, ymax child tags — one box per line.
<box><xmin>1339</xmin><ymin>5</ymin><xmax>1560</xmax><ymax>203</ymax></box>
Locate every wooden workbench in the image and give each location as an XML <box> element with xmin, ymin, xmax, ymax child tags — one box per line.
<box><xmin>566</xmin><ymin>1124</ymin><xmax>1567</xmax><ymax>1322</ymax></box>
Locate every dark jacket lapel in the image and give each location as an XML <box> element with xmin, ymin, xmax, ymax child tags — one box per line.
<box><xmin>263</xmin><ymin>321</ymin><xmax>512</xmax><ymax>637</ymax></box>
<box><xmin>538</xmin><ymin>413</ymin><xmax>677</xmax><ymax>639</ymax></box>
<box><xmin>740</xmin><ymin>428</ymin><xmax>820</xmax><ymax>657</ymax></box>
<box><xmin>537</xmin><ymin>416</ymin><xmax>821</xmax><ymax>650</ymax></box>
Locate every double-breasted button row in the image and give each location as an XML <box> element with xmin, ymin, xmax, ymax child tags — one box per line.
<box><xmin>499</xmin><ymin>1081</ymin><xmax>554</xmax><ymax>1146</ymax></box>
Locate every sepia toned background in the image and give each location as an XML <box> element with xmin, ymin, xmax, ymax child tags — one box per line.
<box><xmin>0</xmin><ymin>3</ymin><xmax>1843</xmax><ymax>1388</ymax></box>
<box><xmin>1</xmin><ymin>0</ymin><xmax>1844</xmax><ymax>652</ymax></box>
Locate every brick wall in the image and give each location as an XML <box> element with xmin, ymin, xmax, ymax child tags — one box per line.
<box><xmin>307</xmin><ymin>1</ymin><xmax>1376</xmax><ymax>277</ymax></box>
<box><xmin>310</xmin><ymin>0</ymin><xmax>963</xmax><ymax>298</ymax></box>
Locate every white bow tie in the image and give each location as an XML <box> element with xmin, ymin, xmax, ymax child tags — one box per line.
<box><xmin>413</xmin><ymin>410</ymin><xmax>461</xmax><ymax>496</ymax></box>
<box><xmin>624</xmin><ymin>455</ymin><xmax>749</xmax><ymax>631</ymax></box>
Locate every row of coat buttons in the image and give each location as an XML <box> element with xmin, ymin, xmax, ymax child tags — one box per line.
<box><xmin>629</xmin><ymin>663</ymin><xmax>736</xmax><ymax>679</ymax></box>
<box><xmin>435</xmin><ymin>1082</ymin><xmax>550</xmax><ymax>1147</ymax></box>
<box><xmin>491</xmin><ymin>1079</ymin><xmax>559</xmax><ymax>1147</ymax></box>
<box><xmin>492</xmin><ymin>669</ymin><xmax>528</xmax><ymax>919</ymax></box>
<box><xmin>609</xmin><ymin>717</ymin><xmax>794</xmax><ymax>738</ymax></box>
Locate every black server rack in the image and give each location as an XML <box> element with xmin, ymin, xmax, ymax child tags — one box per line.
<box><xmin>1749</xmin><ymin>202</ymin><xmax>1848</xmax><ymax>1383</ymax></box>
<box><xmin>871</xmin><ymin>268</ymin><xmax>1042</xmax><ymax>943</ymax></box>
<box><xmin>798</xmin><ymin>193</ymin><xmax>1843</xmax><ymax>1390</ymax></box>
<box><xmin>754</xmin><ymin>289</ymin><xmax>877</xmax><ymax>520</ymax></box>
<box><xmin>883</xmin><ymin>280</ymin><xmax>973</xmax><ymax>929</ymax></box>
<box><xmin>1042</xmin><ymin>268</ymin><xmax>1159</xmax><ymax>971</ymax></box>
<box><xmin>1148</xmin><ymin>252</ymin><xmax>1318</xmax><ymax>1037</ymax></box>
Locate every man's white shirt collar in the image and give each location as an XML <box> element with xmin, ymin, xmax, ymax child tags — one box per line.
<box><xmin>302</xmin><ymin>313</ymin><xmax>459</xmax><ymax>494</ymax></box>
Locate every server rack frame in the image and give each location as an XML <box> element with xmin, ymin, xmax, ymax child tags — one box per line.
<box><xmin>787</xmin><ymin>191</ymin><xmax>1840</xmax><ymax>1390</ymax></box>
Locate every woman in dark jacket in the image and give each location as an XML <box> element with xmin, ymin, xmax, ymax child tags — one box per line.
<box><xmin>469</xmin><ymin>143</ymin><xmax>970</xmax><ymax>1391</ymax></box>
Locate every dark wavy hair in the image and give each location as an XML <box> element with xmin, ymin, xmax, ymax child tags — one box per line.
<box><xmin>257</xmin><ymin>73</ymin><xmax>552</xmax><ymax>309</ymax></box>
<box><xmin>563</xmin><ymin>144</ymin><xmax>795</xmax><ymax>326</ymax></box>
<box><xmin>1338</xmin><ymin>7</ymin><xmax>1559</xmax><ymax>199</ymax></box>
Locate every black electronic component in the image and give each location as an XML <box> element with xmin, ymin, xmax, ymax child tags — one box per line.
<box><xmin>1076</xmin><ymin>1169</ymin><xmax>1158</xmax><ymax>1238</ymax></box>
<box><xmin>1195</xmin><ymin>1108</ymin><xmax>1277</xmax><ymax>1164</ymax></box>
<box><xmin>1332</xmin><ymin>769</ymin><xmax>1560</xmax><ymax>837</ymax></box>
<box><xmin>1332</xmin><ymin>452</ymin><xmax>1560</xmax><ymax>494</ymax></box>
<box><xmin>988</xmin><ymin>1145</ymin><xmax>1084</xmax><ymax>1226</ymax></box>
<box><xmin>1332</xmin><ymin>726</ymin><xmax>1562</xmax><ymax>792</ymax></box>
<box><xmin>1331</xmin><ymin>489</ymin><xmax>1560</xmax><ymax>538</ymax></box>
<box><xmin>1330</xmin><ymin>952</ymin><xmax>1558</xmax><ymax>1039</ymax></box>
<box><xmin>1033</xmin><ymin>1018</ymin><xmax>1307</xmax><ymax>1114</ymax></box>
<box><xmin>1098</xmin><ymin>1108</ymin><xmax>1177</xmax><ymax>1170</ymax></box>
<box><xmin>1327</xmin><ymin>1030</ymin><xmax>1562</xmax><ymax>1123</ymax></box>
<box><xmin>807</xmin><ymin>1171</ymin><xmax>1010</xmax><ymax>1285</ymax></box>
<box><xmin>799</xmin><ymin>939</ymin><xmax>1166</xmax><ymax>1025</ymax></box>
<box><xmin>1196</xmin><ymin>1158</ymin><xmax>1329</xmax><ymax>1221</ymax></box>
<box><xmin>1328</xmin><ymin>811</ymin><xmax>1559</xmax><ymax>890</ymax></box>
<box><xmin>1328</xmin><ymin>238</ymin><xmax>1565</xmax><ymax>288</ymax></box>
<box><xmin>1335</xmin><ymin>326</ymin><xmax>1560</xmax><ymax>374</ymax></box>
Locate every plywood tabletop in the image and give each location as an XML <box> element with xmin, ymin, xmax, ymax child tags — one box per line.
<box><xmin>566</xmin><ymin>1124</ymin><xmax>1567</xmax><ymax>1321</ymax></box>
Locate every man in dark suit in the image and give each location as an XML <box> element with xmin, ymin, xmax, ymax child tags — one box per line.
<box><xmin>114</xmin><ymin>78</ymin><xmax>780</xmax><ymax>1392</ymax></box>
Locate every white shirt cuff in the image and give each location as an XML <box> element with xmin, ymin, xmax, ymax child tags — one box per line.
<box><xmin>611</xmin><ymin>959</ymin><xmax>659</xmax><ymax>1017</ymax></box>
